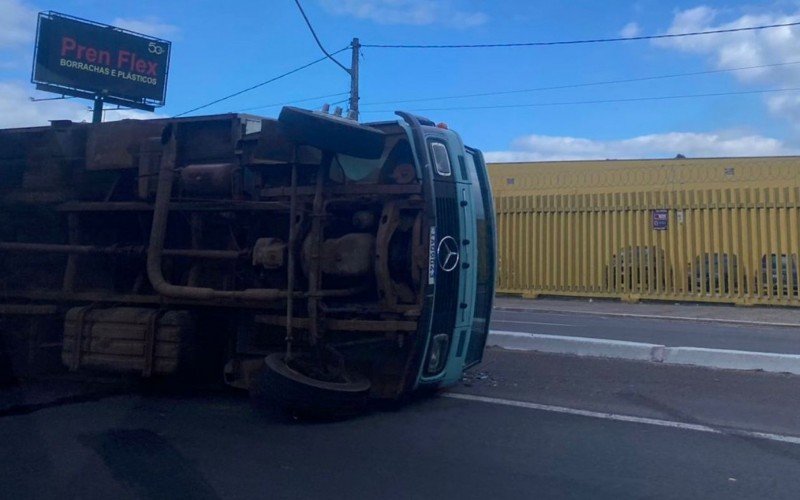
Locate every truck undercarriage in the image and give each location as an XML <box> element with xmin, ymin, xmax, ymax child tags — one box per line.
<box><xmin>0</xmin><ymin>108</ymin><xmax>438</xmax><ymax>408</ymax></box>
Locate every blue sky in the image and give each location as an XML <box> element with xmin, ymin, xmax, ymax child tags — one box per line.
<box><xmin>2</xmin><ymin>0</ymin><xmax>800</xmax><ymax>160</ymax></box>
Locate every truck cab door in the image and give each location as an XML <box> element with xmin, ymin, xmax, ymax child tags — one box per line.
<box><xmin>463</xmin><ymin>147</ymin><xmax>495</xmax><ymax>367</ymax></box>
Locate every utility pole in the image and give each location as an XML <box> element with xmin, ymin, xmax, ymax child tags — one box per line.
<box><xmin>293</xmin><ymin>1</ymin><xmax>360</xmax><ymax>120</ymax></box>
<box><xmin>92</xmin><ymin>94</ymin><xmax>103</xmax><ymax>124</ymax></box>
<box><xmin>348</xmin><ymin>37</ymin><xmax>360</xmax><ymax>121</ymax></box>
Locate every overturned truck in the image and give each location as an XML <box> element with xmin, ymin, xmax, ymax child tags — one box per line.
<box><xmin>0</xmin><ymin>107</ymin><xmax>496</xmax><ymax>410</ymax></box>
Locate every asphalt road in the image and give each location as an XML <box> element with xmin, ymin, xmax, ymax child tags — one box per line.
<box><xmin>3</xmin><ymin>348</ymin><xmax>800</xmax><ymax>499</ymax></box>
<box><xmin>491</xmin><ymin>308</ymin><xmax>800</xmax><ymax>354</ymax></box>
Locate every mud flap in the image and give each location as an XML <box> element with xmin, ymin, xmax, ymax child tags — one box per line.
<box><xmin>278</xmin><ymin>106</ymin><xmax>385</xmax><ymax>159</ymax></box>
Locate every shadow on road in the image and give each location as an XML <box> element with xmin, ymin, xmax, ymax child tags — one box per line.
<box><xmin>79</xmin><ymin>428</ymin><xmax>220</xmax><ymax>500</ymax></box>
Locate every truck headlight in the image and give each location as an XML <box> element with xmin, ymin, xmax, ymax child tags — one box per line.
<box><xmin>426</xmin><ymin>333</ymin><xmax>450</xmax><ymax>374</ymax></box>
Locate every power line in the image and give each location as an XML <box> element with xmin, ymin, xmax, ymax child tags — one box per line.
<box><xmin>293</xmin><ymin>0</ymin><xmax>350</xmax><ymax>74</ymax></box>
<box><xmin>361</xmin><ymin>87</ymin><xmax>800</xmax><ymax>113</ymax></box>
<box><xmin>292</xmin><ymin>0</ymin><xmax>359</xmax><ymax>118</ymax></box>
<box><xmin>239</xmin><ymin>91</ymin><xmax>350</xmax><ymax>112</ymax></box>
<box><xmin>173</xmin><ymin>48</ymin><xmax>347</xmax><ymax>117</ymax></box>
<box><xmin>360</xmin><ymin>60</ymin><xmax>800</xmax><ymax>106</ymax></box>
<box><xmin>362</xmin><ymin>20</ymin><xmax>800</xmax><ymax>49</ymax></box>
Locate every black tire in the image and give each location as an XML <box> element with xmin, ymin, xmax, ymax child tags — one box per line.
<box><xmin>0</xmin><ymin>341</ymin><xmax>14</xmax><ymax>387</ymax></box>
<box><xmin>250</xmin><ymin>352</ymin><xmax>371</xmax><ymax>418</ymax></box>
<box><xmin>278</xmin><ymin>106</ymin><xmax>385</xmax><ymax>159</ymax></box>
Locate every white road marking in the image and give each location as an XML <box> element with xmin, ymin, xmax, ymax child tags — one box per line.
<box><xmin>488</xmin><ymin>329</ymin><xmax>537</xmax><ymax>337</ymax></box>
<box><xmin>491</xmin><ymin>319</ymin><xmax>575</xmax><ymax>327</ymax></box>
<box><xmin>444</xmin><ymin>393</ymin><xmax>800</xmax><ymax>446</ymax></box>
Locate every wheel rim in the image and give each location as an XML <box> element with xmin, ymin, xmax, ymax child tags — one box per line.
<box><xmin>264</xmin><ymin>352</ymin><xmax>370</xmax><ymax>393</ymax></box>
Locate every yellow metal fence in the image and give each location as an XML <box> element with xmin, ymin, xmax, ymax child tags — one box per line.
<box><xmin>489</xmin><ymin>157</ymin><xmax>800</xmax><ymax>306</ymax></box>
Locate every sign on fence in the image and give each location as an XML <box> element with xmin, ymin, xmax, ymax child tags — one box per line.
<box><xmin>652</xmin><ymin>209</ymin><xmax>668</xmax><ymax>231</ymax></box>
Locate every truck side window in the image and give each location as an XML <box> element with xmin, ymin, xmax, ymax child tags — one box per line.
<box><xmin>430</xmin><ymin>141</ymin><xmax>451</xmax><ymax>176</ymax></box>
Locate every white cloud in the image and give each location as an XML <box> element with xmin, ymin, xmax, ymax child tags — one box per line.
<box><xmin>620</xmin><ymin>22</ymin><xmax>641</xmax><ymax>38</ymax></box>
<box><xmin>111</xmin><ymin>17</ymin><xmax>180</xmax><ymax>39</ymax></box>
<box><xmin>485</xmin><ymin>130</ymin><xmax>798</xmax><ymax>162</ymax></box>
<box><xmin>318</xmin><ymin>0</ymin><xmax>488</xmax><ymax>27</ymax></box>
<box><xmin>766</xmin><ymin>93</ymin><xmax>800</xmax><ymax>123</ymax></box>
<box><xmin>0</xmin><ymin>0</ymin><xmax>37</xmax><ymax>49</ymax></box>
<box><xmin>656</xmin><ymin>6</ymin><xmax>800</xmax><ymax>80</ymax></box>
<box><xmin>0</xmin><ymin>81</ymin><xmax>159</xmax><ymax>128</ymax></box>
<box><xmin>655</xmin><ymin>6</ymin><xmax>800</xmax><ymax>123</ymax></box>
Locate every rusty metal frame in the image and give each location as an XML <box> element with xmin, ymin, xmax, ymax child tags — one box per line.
<box><xmin>376</xmin><ymin>201</ymin><xmax>402</xmax><ymax>309</ymax></box>
<box><xmin>256</xmin><ymin>314</ymin><xmax>417</xmax><ymax>332</ymax></box>
<box><xmin>1</xmin><ymin>287</ymin><xmax>363</xmax><ymax>307</ymax></box>
<box><xmin>56</xmin><ymin>200</ymin><xmax>291</xmax><ymax>212</ymax></box>
<box><xmin>144</xmin><ymin>127</ymin><xmax>335</xmax><ymax>303</ymax></box>
<box><xmin>260</xmin><ymin>183</ymin><xmax>422</xmax><ymax>198</ymax></box>
<box><xmin>62</xmin><ymin>213</ymin><xmax>79</xmax><ymax>292</ymax></box>
<box><xmin>69</xmin><ymin>303</ymin><xmax>96</xmax><ymax>372</ymax></box>
<box><xmin>285</xmin><ymin>160</ymin><xmax>299</xmax><ymax>359</ymax></box>
<box><xmin>187</xmin><ymin>213</ymin><xmax>203</xmax><ymax>287</ymax></box>
<box><xmin>374</xmin><ymin>199</ymin><xmax>427</xmax><ymax>313</ymax></box>
<box><xmin>0</xmin><ymin>241</ymin><xmax>246</xmax><ymax>260</ymax></box>
<box><xmin>143</xmin><ymin>309</ymin><xmax>167</xmax><ymax>377</ymax></box>
<box><xmin>0</xmin><ymin>304</ymin><xmax>60</xmax><ymax>315</ymax></box>
<box><xmin>306</xmin><ymin>157</ymin><xmax>329</xmax><ymax>347</ymax></box>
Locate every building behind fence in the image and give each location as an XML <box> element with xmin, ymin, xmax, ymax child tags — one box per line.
<box><xmin>488</xmin><ymin>156</ymin><xmax>800</xmax><ymax>306</ymax></box>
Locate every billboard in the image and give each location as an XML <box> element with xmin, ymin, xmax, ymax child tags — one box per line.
<box><xmin>32</xmin><ymin>12</ymin><xmax>171</xmax><ymax>109</ymax></box>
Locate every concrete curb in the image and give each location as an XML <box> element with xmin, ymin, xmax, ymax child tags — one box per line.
<box><xmin>488</xmin><ymin>330</ymin><xmax>800</xmax><ymax>375</ymax></box>
<box><xmin>662</xmin><ymin>347</ymin><xmax>800</xmax><ymax>375</ymax></box>
<box><xmin>488</xmin><ymin>331</ymin><xmax>664</xmax><ymax>362</ymax></box>
<box><xmin>493</xmin><ymin>306</ymin><xmax>800</xmax><ymax>328</ymax></box>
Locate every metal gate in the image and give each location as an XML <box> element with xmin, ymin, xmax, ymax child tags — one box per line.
<box><xmin>489</xmin><ymin>157</ymin><xmax>800</xmax><ymax>306</ymax></box>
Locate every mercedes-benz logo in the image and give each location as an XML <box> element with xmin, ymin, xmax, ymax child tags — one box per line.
<box><xmin>437</xmin><ymin>236</ymin><xmax>460</xmax><ymax>272</ymax></box>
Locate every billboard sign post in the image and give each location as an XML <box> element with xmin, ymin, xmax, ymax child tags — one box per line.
<box><xmin>32</xmin><ymin>12</ymin><xmax>171</xmax><ymax>122</ymax></box>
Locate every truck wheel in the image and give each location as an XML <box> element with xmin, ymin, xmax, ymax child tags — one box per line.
<box><xmin>251</xmin><ymin>352</ymin><xmax>371</xmax><ymax>417</ymax></box>
<box><xmin>0</xmin><ymin>340</ymin><xmax>14</xmax><ymax>387</ymax></box>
